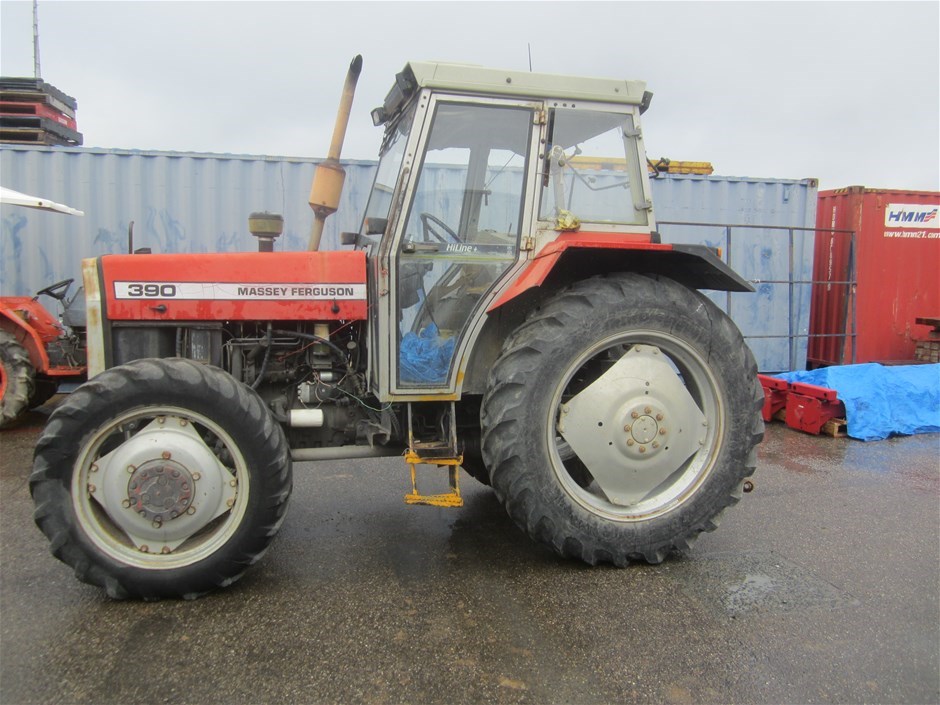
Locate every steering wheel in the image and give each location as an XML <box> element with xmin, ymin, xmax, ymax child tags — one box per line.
<box><xmin>35</xmin><ymin>278</ymin><xmax>74</xmax><ymax>301</ymax></box>
<box><xmin>420</xmin><ymin>212</ymin><xmax>460</xmax><ymax>244</ymax></box>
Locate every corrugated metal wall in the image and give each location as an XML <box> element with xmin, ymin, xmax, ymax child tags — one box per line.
<box><xmin>1</xmin><ymin>145</ymin><xmax>817</xmax><ymax>371</ymax></box>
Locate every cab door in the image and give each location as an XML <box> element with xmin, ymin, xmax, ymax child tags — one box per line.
<box><xmin>388</xmin><ymin>96</ymin><xmax>539</xmax><ymax>396</ymax></box>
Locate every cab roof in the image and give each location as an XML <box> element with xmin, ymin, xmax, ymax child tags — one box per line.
<box><xmin>403</xmin><ymin>61</ymin><xmax>649</xmax><ymax>107</ymax></box>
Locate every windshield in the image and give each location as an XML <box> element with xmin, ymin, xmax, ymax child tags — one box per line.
<box><xmin>359</xmin><ymin>103</ymin><xmax>416</xmax><ymax>243</ymax></box>
<box><xmin>539</xmin><ymin>109</ymin><xmax>649</xmax><ymax>226</ymax></box>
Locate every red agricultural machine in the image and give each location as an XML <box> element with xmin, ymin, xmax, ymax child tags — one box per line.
<box><xmin>0</xmin><ymin>278</ymin><xmax>86</xmax><ymax>427</ymax></box>
<box><xmin>28</xmin><ymin>58</ymin><xmax>763</xmax><ymax>599</ymax></box>
<box><xmin>1</xmin><ymin>187</ymin><xmax>87</xmax><ymax>428</ymax></box>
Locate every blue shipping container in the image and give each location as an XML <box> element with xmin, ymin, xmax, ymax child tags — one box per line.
<box><xmin>1</xmin><ymin>146</ymin><xmax>817</xmax><ymax>371</ymax></box>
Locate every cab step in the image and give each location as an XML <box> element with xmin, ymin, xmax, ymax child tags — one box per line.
<box><xmin>403</xmin><ymin>451</ymin><xmax>464</xmax><ymax>508</ymax></box>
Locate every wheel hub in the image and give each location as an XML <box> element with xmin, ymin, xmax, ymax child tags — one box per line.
<box><xmin>89</xmin><ymin>416</ymin><xmax>238</xmax><ymax>550</ymax></box>
<box><xmin>624</xmin><ymin>403</ymin><xmax>669</xmax><ymax>458</ymax></box>
<box><xmin>558</xmin><ymin>344</ymin><xmax>708</xmax><ymax>507</ymax></box>
<box><xmin>127</xmin><ymin>460</ymin><xmax>194</xmax><ymax>523</ymax></box>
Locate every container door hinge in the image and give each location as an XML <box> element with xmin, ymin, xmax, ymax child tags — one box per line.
<box><xmin>521</xmin><ymin>236</ymin><xmax>536</xmax><ymax>252</ymax></box>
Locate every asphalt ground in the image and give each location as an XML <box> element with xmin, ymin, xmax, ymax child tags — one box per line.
<box><xmin>1</xmin><ymin>397</ymin><xmax>938</xmax><ymax>705</ymax></box>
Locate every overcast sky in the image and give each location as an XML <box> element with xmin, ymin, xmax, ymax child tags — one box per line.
<box><xmin>1</xmin><ymin>1</ymin><xmax>938</xmax><ymax>191</ymax></box>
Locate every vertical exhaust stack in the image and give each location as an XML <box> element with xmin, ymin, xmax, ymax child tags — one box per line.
<box><xmin>308</xmin><ymin>55</ymin><xmax>363</xmax><ymax>251</ymax></box>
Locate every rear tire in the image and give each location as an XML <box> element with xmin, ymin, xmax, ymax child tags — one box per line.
<box><xmin>30</xmin><ymin>358</ymin><xmax>292</xmax><ymax>599</ymax></box>
<box><xmin>0</xmin><ymin>330</ymin><xmax>35</xmax><ymax>428</ymax></box>
<box><xmin>481</xmin><ymin>273</ymin><xmax>763</xmax><ymax>565</ymax></box>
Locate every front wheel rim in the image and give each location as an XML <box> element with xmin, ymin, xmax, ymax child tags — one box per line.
<box><xmin>548</xmin><ymin>330</ymin><xmax>724</xmax><ymax>521</ymax></box>
<box><xmin>72</xmin><ymin>406</ymin><xmax>249</xmax><ymax>570</ymax></box>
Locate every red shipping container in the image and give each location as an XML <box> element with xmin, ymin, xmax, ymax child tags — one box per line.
<box><xmin>809</xmin><ymin>187</ymin><xmax>940</xmax><ymax>366</ymax></box>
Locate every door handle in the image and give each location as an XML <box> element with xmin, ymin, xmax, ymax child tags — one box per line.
<box><xmin>402</xmin><ymin>241</ymin><xmax>440</xmax><ymax>254</ymax></box>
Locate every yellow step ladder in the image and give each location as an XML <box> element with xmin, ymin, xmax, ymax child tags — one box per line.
<box><xmin>402</xmin><ymin>402</ymin><xmax>464</xmax><ymax>507</ymax></box>
<box><xmin>403</xmin><ymin>451</ymin><xmax>464</xmax><ymax>508</ymax></box>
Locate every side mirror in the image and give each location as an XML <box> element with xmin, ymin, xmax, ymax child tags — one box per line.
<box><xmin>340</xmin><ymin>232</ymin><xmax>358</xmax><ymax>246</ymax></box>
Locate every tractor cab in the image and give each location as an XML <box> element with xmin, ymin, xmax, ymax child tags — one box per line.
<box><xmin>355</xmin><ymin>62</ymin><xmax>656</xmax><ymax>400</ymax></box>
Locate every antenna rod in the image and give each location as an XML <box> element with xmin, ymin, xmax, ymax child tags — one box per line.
<box><xmin>527</xmin><ymin>43</ymin><xmax>533</xmax><ymax>72</ymax></box>
<box><xmin>32</xmin><ymin>0</ymin><xmax>42</xmax><ymax>79</ymax></box>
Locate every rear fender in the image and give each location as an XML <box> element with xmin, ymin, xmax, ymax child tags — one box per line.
<box><xmin>488</xmin><ymin>233</ymin><xmax>753</xmax><ymax>312</ymax></box>
<box><xmin>461</xmin><ymin>233</ymin><xmax>754</xmax><ymax>394</ymax></box>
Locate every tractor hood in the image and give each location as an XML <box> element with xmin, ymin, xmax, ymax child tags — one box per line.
<box><xmin>97</xmin><ymin>251</ymin><xmax>367</xmax><ymax>322</ymax></box>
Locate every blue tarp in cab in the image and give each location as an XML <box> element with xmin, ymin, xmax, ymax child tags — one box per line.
<box><xmin>777</xmin><ymin>364</ymin><xmax>940</xmax><ymax>441</ymax></box>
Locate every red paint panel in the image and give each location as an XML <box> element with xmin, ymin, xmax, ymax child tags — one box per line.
<box><xmin>102</xmin><ymin>251</ymin><xmax>368</xmax><ymax>321</ymax></box>
<box><xmin>0</xmin><ymin>298</ymin><xmax>63</xmax><ymax>342</ymax></box>
<box><xmin>489</xmin><ymin>232</ymin><xmax>665</xmax><ymax>310</ymax></box>
<box><xmin>809</xmin><ymin>187</ymin><xmax>940</xmax><ymax>366</ymax></box>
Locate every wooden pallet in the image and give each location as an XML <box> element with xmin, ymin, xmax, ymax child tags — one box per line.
<box><xmin>0</xmin><ymin>127</ymin><xmax>78</xmax><ymax>146</ymax></box>
<box><xmin>821</xmin><ymin>418</ymin><xmax>848</xmax><ymax>438</ymax></box>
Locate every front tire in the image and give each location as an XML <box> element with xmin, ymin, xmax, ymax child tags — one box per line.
<box><xmin>30</xmin><ymin>358</ymin><xmax>292</xmax><ymax>599</ymax></box>
<box><xmin>481</xmin><ymin>274</ymin><xmax>763</xmax><ymax>565</ymax></box>
<box><xmin>0</xmin><ymin>330</ymin><xmax>36</xmax><ymax>428</ymax></box>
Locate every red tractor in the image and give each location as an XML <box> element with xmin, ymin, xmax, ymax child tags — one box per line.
<box><xmin>29</xmin><ymin>58</ymin><xmax>763</xmax><ymax>599</ymax></box>
<box><xmin>0</xmin><ymin>278</ymin><xmax>87</xmax><ymax>427</ymax></box>
<box><xmin>1</xmin><ymin>187</ymin><xmax>89</xmax><ymax>428</ymax></box>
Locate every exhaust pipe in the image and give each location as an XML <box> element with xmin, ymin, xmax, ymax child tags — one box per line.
<box><xmin>308</xmin><ymin>54</ymin><xmax>363</xmax><ymax>251</ymax></box>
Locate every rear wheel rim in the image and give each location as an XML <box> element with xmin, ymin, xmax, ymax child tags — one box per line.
<box><xmin>548</xmin><ymin>329</ymin><xmax>724</xmax><ymax>522</ymax></box>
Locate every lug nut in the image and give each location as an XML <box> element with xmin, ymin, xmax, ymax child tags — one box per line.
<box><xmin>626</xmin><ymin>439</ymin><xmax>635</xmax><ymax>447</ymax></box>
<box><xmin>659</xmin><ymin>428</ymin><xmax>667</xmax><ymax>435</ymax></box>
<box><xmin>127</xmin><ymin>465</ymin><xmax>136</xmax><ymax>474</ymax></box>
<box><xmin>652</xmin><ymin>442</ymin><xmax>660</xmax><ymax>449</ymax></box>
<box><xmin>656</xmin><ymin>413</ymin><xmax>664</xmax><ymax>421</ymax></box>
<box><xmin>624</xmin><ymin>424</ymin><xmax>631</xmax><ymax>432</ymax></box>
<box><xmin>139</xmin><ymin>545</ymin><xmax>150</xmax><ymax>553</ymax></box>
<box><xmin>179</xmin><ymin>419</ymin><xmax>188</xmax><ymax>427</ymax></box>
<box><xmin>90</xmin><ymin>464</ymin><xmax>99</xmax><ymax>473</ymax></box>
<box><xmin>644</xmin><ymin>406</ymin><xmax>652</xmax><ymax>414</ymax></box>
<box><xmin>631</xmin><ymin>411</ymin><xmax>639</xmax><ymax>419</ymax></box>
<box><xmin>121</xmin><ymin>499</ymin><xmax>131</xmax><ymax>508</ymax></box>
<box><xmin>162</xmin><ymin>451</ymin><xmax>171</xmax><ymax>460</ymax></box>
<box><xmin>639</xmin><ymin>446</ymin><xmax>647</xmax><ymax>453</ymax></box>
<box><xmin>161</xmin><ymin>547</ymin><xmax>172</xmax><ymax>554</ymax></box>
<box><xmin>226</xmin><ymin>498</ymin><xmax>235</xmax><ymax>508</ymax></box>
<box><xmin>192</xmin><ymin>472</ymin><xmax>201</xmax><ymax>481</ymax></box>
<box><xmin>87</xmin><ymin>484</ymin><xmax>96</xmax><ymax>494</ymax></box>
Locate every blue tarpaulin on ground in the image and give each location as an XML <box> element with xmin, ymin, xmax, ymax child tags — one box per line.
<box><xmin>776</xmin><ymin>364</ymin><xmax>940</xmax><ymax>441</ymax></box>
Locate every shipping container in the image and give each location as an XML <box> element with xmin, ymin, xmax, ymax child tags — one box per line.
<box><xmin>809</xmin><ymin>186</ymin><xmax>940</xmax><ymax>366</ymax></box>
<box><xmin>1</xmin><ymin>145</ymin><xmax>818</xmax><ymax>371</ymax></box>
